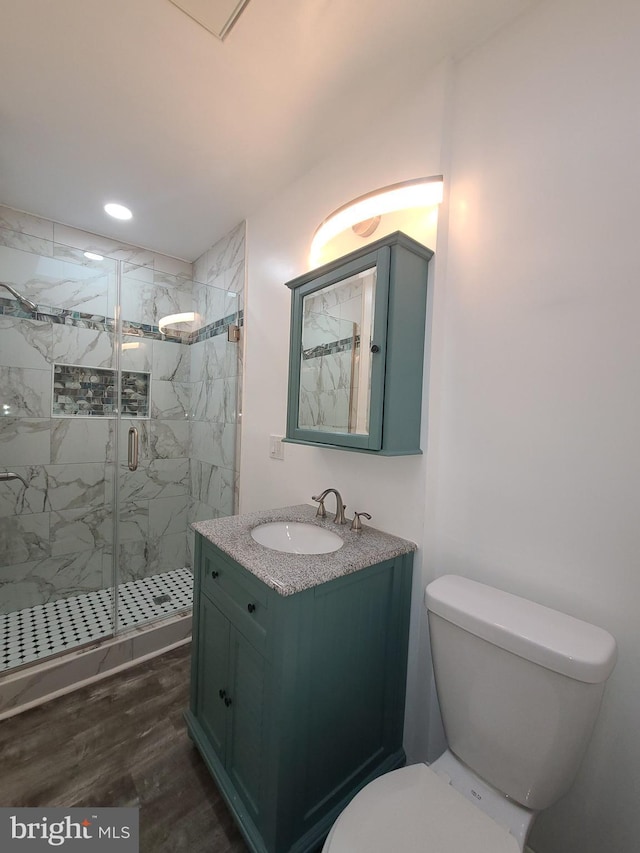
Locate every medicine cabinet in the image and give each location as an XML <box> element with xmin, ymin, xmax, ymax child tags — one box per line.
<box><xmin>285</xmin><ymin>231</ymin><xmax>433</xmax><ymax>455</ymax></box>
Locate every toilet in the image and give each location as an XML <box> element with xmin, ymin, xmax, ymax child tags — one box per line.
<box><xmin>322</xmin><ymin>574</ymin><xmax>617</xmax><ymax>852</ymax></box>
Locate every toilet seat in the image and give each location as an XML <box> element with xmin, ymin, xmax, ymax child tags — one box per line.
<box><xmin>323</xmin><ymin>764</ymin><xmax>521</xmax><ymax>853</ymax></box>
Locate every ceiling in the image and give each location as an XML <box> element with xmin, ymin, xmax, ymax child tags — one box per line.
<box><xmin>0</xmin><ymin>0</ymin><xmax>535</xmax><ymax>261</ymax></box>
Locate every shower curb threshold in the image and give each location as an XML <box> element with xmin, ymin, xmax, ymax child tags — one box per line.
<box><xmin>0</xmin><ymin>611</ymin><xmax>192</xmax><ymax>721</ymax></box>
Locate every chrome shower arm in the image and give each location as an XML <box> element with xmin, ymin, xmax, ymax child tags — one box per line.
<box><xmin>0</xmin><ymin>471</ymin><xmax>29</xmax><ymax>488</ymax></box>
<box><xmin>0</xmin><ymin>282</ymin><xmax>38</xmax><ymax>312</ymax></box>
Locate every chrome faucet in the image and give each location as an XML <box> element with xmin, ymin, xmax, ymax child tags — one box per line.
<box><xmin>312</xmin><ymin>488</ymin><xmax>347</xmax><ymax>524</ymax></box>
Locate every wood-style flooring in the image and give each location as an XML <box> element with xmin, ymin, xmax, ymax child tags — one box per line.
<box><xmin>0</xmin><ymin>643</ymin><xmax>248</xmax><ymax>852</ymax></box>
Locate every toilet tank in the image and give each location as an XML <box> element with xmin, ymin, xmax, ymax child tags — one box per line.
<box><xmin>425</xmin><ymin>575</ymin><xmax>617</xmax><ymax>811</ymax></box>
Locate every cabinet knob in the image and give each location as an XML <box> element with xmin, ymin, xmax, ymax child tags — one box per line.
<box><xmin>370</xmin><ymin>343</ymin><xmax>380</xmax><ymax>353</ymax></box>
<box><xmin>247</xmin><ymin>602</ymin><xmax>256</xmax><ymax>613</ymax></box>
<box><xmin>224</xmin><ymin>696</ymin><xmax>232</xmax><ymax>707</ymax></box>
<box><xmin>211</xmin><ymin>570</ymin><xmax>219</xmax><ymax>579</ymax></box>
<box><xmin>218</xmin><ymin>688</ymin><xmax>226</xmax><ymax>700</ymax></box>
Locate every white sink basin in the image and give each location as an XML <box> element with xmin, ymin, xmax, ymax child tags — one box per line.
<box><xmin>251</xmin><ymin>521</ymin><xmax>344</xmax><ymax>554</ymax></box>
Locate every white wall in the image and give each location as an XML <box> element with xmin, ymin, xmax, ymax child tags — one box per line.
<box><xmin>241</xmin><ymin>2</ymin><xmax>640</xmax><ymax>850</ymax></box>
<box><xmin>439</xmin><ymin>1</ymin><xmax>640</xmax><ymax>851</ymax></box>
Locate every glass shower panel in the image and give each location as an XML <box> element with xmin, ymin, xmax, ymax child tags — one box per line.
<box><xmin>189</xmin><ymin>274</ymin><xmax>241</xmax><ymax>548</ymax></box>
<box><xmin>113</xmin><ymin>262</ymin><xmax>241</xmax><ymax>632</ymax></box>
<box><xmin>114</xmin><ymin>262</ymin><xmax>193</xmax><ymax>631</ymax></box>
<box><xmin>0</xmin><ymin>241</ymin><xmax>118</xmax><ymax>672</ymax></box>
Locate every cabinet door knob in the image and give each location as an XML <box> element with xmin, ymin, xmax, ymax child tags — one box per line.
<box><xmin>224</xmin><ymin>696</ymin><xmax>232</xmax><ymax>707</ymax></box>
<box><xmin>370</xmin><ymin>343</ymin><xmax>380</xmax><ymax>353</ymax></box>
<box><xmin>247</xmin><ymin>602</ymin><xmax>256</xmax><ymax>613</ymax></box>
<box><xmin>211</xmin><ymin>570</ymin><xmax>219</xmax><ymax>579</ymax></box>
<box><xmin>218</xmin><ymin>688</ymin><xmax>226</xmax><ymax>700</ymax></box>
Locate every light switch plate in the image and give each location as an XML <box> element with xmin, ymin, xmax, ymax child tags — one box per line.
<box><xmin>269</xmin><ymin>434</ymin><xmax>285</xmax><ymax>460</ymax></box>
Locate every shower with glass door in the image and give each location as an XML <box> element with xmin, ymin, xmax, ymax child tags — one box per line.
<box><xmin>0</xmin><ymin>230</ymin><xmax>241</xmax><ymax>676</ymax></box>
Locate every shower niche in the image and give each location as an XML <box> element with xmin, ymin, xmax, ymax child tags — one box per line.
<box><xmin>52</xmin><ymin>364</ymin><xmax>151</xmax><ymax>418</ymax></box>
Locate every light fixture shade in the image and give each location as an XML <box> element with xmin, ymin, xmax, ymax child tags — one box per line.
<box><xmin>158</xmin><ymin>311</ymin><xmax>197</xmax><ymax>334</ymax></box>
<box><xmin>311</xmin><ymin>176</ymin><xmax>443</xmax><ymax>264</ymax></box>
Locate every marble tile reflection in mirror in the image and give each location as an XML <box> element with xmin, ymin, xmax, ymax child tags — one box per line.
<box><xmin>299</xmin><ymin>266</ymin><xmax>376</xmax><ymax>435</ymax></box>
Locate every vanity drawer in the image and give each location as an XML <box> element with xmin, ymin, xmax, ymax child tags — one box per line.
<box><xmin>200</xmin><ymin>541</ymin><xmax>269</xmax><ymax>649</ymax></box>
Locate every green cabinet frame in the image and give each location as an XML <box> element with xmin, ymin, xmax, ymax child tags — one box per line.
<box><xmin>185</xmin><ymin>533</ymin><xmax>414</xmax><ymax>853</ymax></box>
<box><xmin>285</xmin><ymin>231</ymin><xmax>434</xmax><ymax>455</ymax></box>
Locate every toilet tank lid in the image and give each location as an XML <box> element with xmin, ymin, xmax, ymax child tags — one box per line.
<box><xmin>425</xmin><ymin>575</ymin><xmax>617</xmax><ymax>684</ymax></box>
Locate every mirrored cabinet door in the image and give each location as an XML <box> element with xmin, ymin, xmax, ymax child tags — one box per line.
<box><xmin>292</xmin><ymin>247</ymin><xmax>390</xmax><ymax>450</ymax></box>
<box><xmin>300</xmin><ymin>265</ymin><xmax>376</xmax><ymax>437</ymax></box>
<box><xmin>285</xmin><ymin>232</ymin><xmax>433</xmax><ymax>455</ymax></box>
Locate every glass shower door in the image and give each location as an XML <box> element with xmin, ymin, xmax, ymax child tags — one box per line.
<box><xmin>0</xmin><ymin>240</ymin><xmax>119</xmax><ymax>672</ymax></box>
<box><xmin>112</xmin><ymin>262</ymin><xmax>241</xmax><ymax>632</ymax></box>
<box><xmin>113</xmin><ymin>261</ymin><xmax>193</xmax><ymax>631</ymax></box>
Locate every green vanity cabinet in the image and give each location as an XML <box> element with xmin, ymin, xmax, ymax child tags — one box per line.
<box><xmin>186</xmin><ymin>532</ymin><xmax>414</xmax><ymax>853</ymax></box>
<box><xmin>285</xmin><ymin>231</ymin><xmax>434</xmax><ymax>455</ymax></box>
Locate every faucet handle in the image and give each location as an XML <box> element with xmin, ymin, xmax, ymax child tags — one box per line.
<box><xmin>350</xmin><ymin>512</ymin><xmax>372</xmax><ymax>532</ymax></box>
<box><xmin>311</xmin><ymin>494</ymin><xmax>327</xmax><ymax>518</ymax></box>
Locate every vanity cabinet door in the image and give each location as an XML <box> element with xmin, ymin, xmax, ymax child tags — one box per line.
<box><xmin>226</xmin><ymin>628</ymin><xmax>267</xmax><ymax>827</ymax></box>
<box><xmin>194</xmin><ymin>586</ymin><xmax>268</xmax><ymax>831</ymax></box>
<box><xmin>195</xmin><ymin>592</ymin><xmax>230</xmax><ymax>762</ymax></box>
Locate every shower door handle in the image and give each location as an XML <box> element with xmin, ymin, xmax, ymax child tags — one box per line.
<box><xmin>128</xmin><ymin>427</ymin><xmax>139</xmax><ymax>471</ymax></box>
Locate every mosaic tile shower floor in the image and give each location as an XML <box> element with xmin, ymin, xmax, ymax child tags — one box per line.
<box><xmin>0</xmin><ymin>567</ymin><xmax>193</xmax><ymax>673</ymax></box>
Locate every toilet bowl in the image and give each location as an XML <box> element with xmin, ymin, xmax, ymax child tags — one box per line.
<box><xmin>322</xmin><ymin>575</ymin><xmax>617</xmax><ymax>853</ymax></box>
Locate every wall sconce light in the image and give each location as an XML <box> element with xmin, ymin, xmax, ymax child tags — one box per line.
<box><xmin>310</xmin><ymin>175</ymin><xmax>444</xmax><ymax>265</ymax></box>
<box><xmin>158</xmin><ymin>311</ymin><xmax>197</xmax><ymax>334</ymax></box>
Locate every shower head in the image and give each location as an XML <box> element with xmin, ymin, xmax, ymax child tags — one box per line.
<box><xmin>0</xmin><ymin>281</ymin><xmax>38</xmax><ymax>312</ymax></box>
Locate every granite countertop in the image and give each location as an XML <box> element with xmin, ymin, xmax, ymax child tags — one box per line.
<box><xmin>192</xmin><ymin>504</ymin><xmax>417</xmax><ymax>596</ymax></box>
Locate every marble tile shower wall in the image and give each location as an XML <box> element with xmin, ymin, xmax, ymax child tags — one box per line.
<box><xmin>300</xmin><ymin>309</ymin><xmax>356</xmax><ymax>432</ymax></box>
<box><xmin>300</xmin><ymin>349</ymin><xmax>354</xmax><ymax>432</ymax></box>
<box><xmin>189</xmin><ymin>222</ymin><xmax>244</xmax><ymax>565</ymax></box>
<box><xmin>0</xmin><ymin>205</ymin><xmax>244</xmax><ymax>616</ymax></box>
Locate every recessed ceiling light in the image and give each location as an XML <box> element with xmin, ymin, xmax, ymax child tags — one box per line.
<box><xmin>104</xmin><ymin>202</ymin><xmax>133</xmax><ymax>221</ymax></box>
<box><xmin>84</xmin><ymin>251</ymin><xmax>104</xmax><ymax>261</ymax></box>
